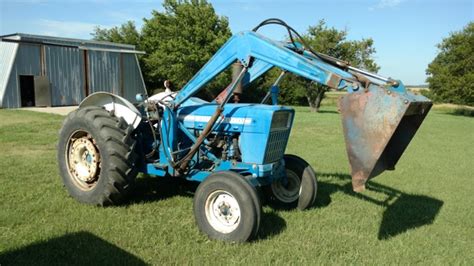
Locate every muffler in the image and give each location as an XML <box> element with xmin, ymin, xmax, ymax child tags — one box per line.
<box><xmin>339</xmin><ymin>85</ymin><xmax>432</xmax><ymax>192</ymax></box>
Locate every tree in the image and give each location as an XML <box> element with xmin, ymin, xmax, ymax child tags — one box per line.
<box><xmin>141</xmin><ymin>0</ymin><xmax>232</xmax><ymax>93</ymax></box>
<box><xmin>426</xmin><ymin>22</ymin><xmax>474</xmax><ymax>106</ymax></box>
<box><xmin>263</xmin><ymin>20</ymin><xmax>379</xmax><ymax>112</ymax></box>
<box><xmin>92</xmin><ymin>21</ymin><xmax>141</xmax><ymax>47</ymax></box>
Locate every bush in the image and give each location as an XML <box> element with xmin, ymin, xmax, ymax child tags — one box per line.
<box><xmin>426</xmin><ymin>22</ymin><xmax>474</xmax><ymax>106</ymax></box>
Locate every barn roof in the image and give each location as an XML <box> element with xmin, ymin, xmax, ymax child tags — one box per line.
<box><xmin>0</xmin><ymin>33</ymin><xmax>144</xmax><ymax>54</ymax></box>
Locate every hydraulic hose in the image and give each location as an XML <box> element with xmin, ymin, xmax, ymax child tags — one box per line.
<box><xmin>176</xmin><ymin>66</ymin><xmax>248</xmax><ymax>173</ymax></box>
<box><xmin>177</xmin><ymin>107</ymin><xmax>223</xmax><ymax>173</ymax></box>
<box><xmin>253</xmin><ymin>18</ymin><xmax>399</xmax><ymax>86</ymax></box>
<box><xmin>252</xmin><ymin>18</ymin><xmax>350</xmax><ymax>69</ymax></box>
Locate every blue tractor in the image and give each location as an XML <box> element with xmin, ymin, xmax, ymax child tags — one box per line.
<box><xmin>57</xmin><ymin>19</ymin><xmax>432</xmax><ymax>242</ymax></box>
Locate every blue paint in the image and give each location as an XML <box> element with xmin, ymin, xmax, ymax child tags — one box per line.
<box><xmin>146</xmin><ymin>164</ymin><xmax>167</xmax><ymax>177</ymax></box>
<box><xmin>270</xmin><ymin>85</ymin><xmax>279</xmax><ymax>105</ymax></box>
<box><xmin>137</xmin><ymin>28</ymin><xmax>431</xmax><ymax>192</ymax></box>
<box><xmin>172</xmin><ymin>31</ymin><xmax>357</xmax><ymax>106</ymax></box>
<box><xmin>180</xmin><ymin>159</ymin><xmax>286</xmax><ymax>187</ymax></box>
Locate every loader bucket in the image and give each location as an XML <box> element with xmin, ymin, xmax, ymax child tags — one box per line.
<box><xmin>339</xmin><ymin>85</ymin><xmax>432</xmax><ymax>192</ymax></box>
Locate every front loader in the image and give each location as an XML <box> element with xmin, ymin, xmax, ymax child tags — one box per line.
<box><xmin>57</xmin><ymin>19</ymin><xmax>432</xmax><ymax>242</ymax></box>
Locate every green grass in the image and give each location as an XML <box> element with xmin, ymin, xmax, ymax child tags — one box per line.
<box><xmin>0</xmin><ymin>107</ymin><xmax>473</xmax><ymax>265</ymax></box>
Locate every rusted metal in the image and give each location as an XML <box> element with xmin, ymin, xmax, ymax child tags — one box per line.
<box><xmin>326</xmin><ymin>73</ymin><xmax>342</xmax><ymax>89</ymax></box>
<box><xmin>338</xmin><ymin>85</ymin><xmax>432</xmax><ymax>192</ymax></box>
<box><xmin>352</xmin><ymin>72</ymin><xmax>371</xmax><ymax>91</ymax></box>
<box><xmin>39</xmin><ymin>44</ymin><xmax>46</xmax><ymax>76</ymax></box>
<box><xmin>231</xmin><ymin>62</ymin><xmax>243</xmax><ymax>102</ymax></box>
<box><xmin>83</xmin><ymin>50</ymin><xmax>89</xmax><ymax>97</ymax></box>
<box><xmin>178</xmin><ymin>66</ymin><xmax>248</xmax><ymax>172</ymax></box>
<box><xmin>178</xmin><ymin>106</ymin><xmax>223</xmax><ymax>172</ymax></box>
<box><xmin>120</xmin><ymin>53</ymin><xmax>124</xmax><ymax>97</ymax></box>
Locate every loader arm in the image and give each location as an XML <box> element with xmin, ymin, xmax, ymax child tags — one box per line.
<box><xmin>172</xmin><ymin>31</ymin><xmax>361</xmax><ymax>107</ymax></box>
<box><xmin>170</xmin><ymin>29</ymin><xmax>432</xmax><ymax>192</ymax></box>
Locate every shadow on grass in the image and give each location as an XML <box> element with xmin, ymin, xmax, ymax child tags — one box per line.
<box><xmin>126</xmin><ymin>175</ymin><xmax>287</xmax><ymax>241</ymax></box>
<box><xmin>317</xmin><ymin>172</ymin><xmax>443</xmax><ymax>240</ymax></box>
<box><xmin>292</xmin><ymin>107</ymin><xmax>339</xmax><ymax>114</ymax></box>
<box><xmin>446</xmin><ymin>109</ymin><xmax>474</xmax><ymax>117</ymax></box>
<box><xmin>126</xmin><ymin>172</ymin><xmax>442</xmax><ymax>241</ymax></box>
<box><xmin>437</xmin><ymin>106</ymin><xmax>474</xmax><ymax>117</ymax></box>
<box><xmin>0</xmin><ymin>231</ymin><xmax>145</xmax><ymax>265</ymax></box>
<box><xmin>316</xmin><ymin>109</ymin><xmax>339</xmax><ymax>114</ymax></box>
<box><xmin>256</xmin><ymin>211</ymin><xmax>287</xmax><ymax>241</ymax></box>
<box><xmin>127</xmin><ymin>174</ymin><xmax>196</xmax><ymax>204</ymax></box>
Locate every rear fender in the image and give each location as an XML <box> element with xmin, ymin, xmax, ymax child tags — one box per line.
<box><xmin>79</xmin><ymin>92</ymin><xmax>142</xmax><ymax>129</ymax></box>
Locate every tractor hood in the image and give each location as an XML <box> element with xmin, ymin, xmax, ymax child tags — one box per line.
<box><xmin>177</xmin><ymin>100</ymin><xmax>294</xmax><ymax>134</ymax></box>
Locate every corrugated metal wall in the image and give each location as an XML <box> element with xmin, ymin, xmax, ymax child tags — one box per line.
<box><xmin>88</xmin><ymin>50</ymin><xmax>121</xmax><ymax>96</ymax></box>
<box><xmin>87</xmin><ymin>51</ymin><xmax>144</xmax><ymax>103</ymax></box>
<box><xmin>122</xmin><ymin>54</ymin><xmax>145</xmax><ymax>101</ymax></box>
<box><xmin>1</xmin><ymin>41</ymin><xmax>145</xmax><ymax>108</ymax></box>
<box><xmin>1</xmin><ymin>44</ymin><xmax>41</xmax><ymax>108</ymax></box>
<box><xmin>45</xmin><ymin>46</ymin><xmax>84</xmax><ymax>106</ymax></box>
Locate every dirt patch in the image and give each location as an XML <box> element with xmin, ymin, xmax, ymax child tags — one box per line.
<box><xmin>19</xmin><ymin>106</ymin><xmax>77</xmax><ymax>116</ymax></box>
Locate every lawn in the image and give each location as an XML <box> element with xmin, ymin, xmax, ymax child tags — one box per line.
<box><xmin>0</xmin><ymin>107</ymin><xmax>473</xmax><ymax>265</ymax></box>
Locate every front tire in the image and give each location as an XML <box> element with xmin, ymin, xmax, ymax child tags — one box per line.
<box><xmin>266</xmin><ymin>154</ymin><xmax>318</xmax><ymax>210</ymax></box>
<box><xmin>57</xmin><ymin>106</ymin><xmax>138</xmax><ymax>206</ymax></box>
<box><xmin>193</xmin><ymin>171</ymin><xmax>262</xmax><ymax>242</ymax></box>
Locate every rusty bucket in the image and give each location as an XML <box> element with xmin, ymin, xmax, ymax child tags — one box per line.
<box><xmin>339</xmin><ymin>85</ymin><xmax>432</xmax><ymax>192</ymax></box>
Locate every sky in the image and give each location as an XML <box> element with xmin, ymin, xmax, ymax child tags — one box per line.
<box><xmin>0</xmin><ymin>0</ymin><xmax>472</xmax><ymax>85</ymax></box>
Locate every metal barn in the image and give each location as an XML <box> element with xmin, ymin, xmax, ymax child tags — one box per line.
<box><xmin>0</xmin><ymin>33</ymin><xmax>146</xmax><ymax>108</ymax></box>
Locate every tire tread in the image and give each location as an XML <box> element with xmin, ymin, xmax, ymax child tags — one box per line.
<box><xmin>58</xmin><ymin>106</ymin><xmax>138</xmax><ymax>206</ymax></box>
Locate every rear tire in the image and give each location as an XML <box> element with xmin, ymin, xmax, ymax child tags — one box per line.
<box><xmin>193</xmin><ymin>171</ymin><xmax>261</xmax><ymax>242</ymax></box>
<box><xmin>57</xmin><ymin>106</ymin><xmax>138</xmax><ymax>206</ymax></box>
<box><xmin>266</xmin><ymin>154</ymin><xmax>317</xmax><ymax>210</ymax></box>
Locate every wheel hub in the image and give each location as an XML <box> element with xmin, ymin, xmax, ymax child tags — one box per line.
<box><xmin>205</xmin><ymin>191</ymin><xmax>241</xmax><ymax>234</ymax></box>
<box><xmin>68</xmin><ymin>136</ymin><xmax>100</xmax><ymax>184</ymax></box>
<box><xmin>271</xmin><ymin>169</ymin><xmax>301</xmax><ymax>203</ymax></box>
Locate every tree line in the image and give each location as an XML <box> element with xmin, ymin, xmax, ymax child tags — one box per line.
<box><xmin>426</xmin><ymin>22</ymin><xmax>473</xmax><ymax>106</ymax></box>
<box><xmin>93</xmin><ymin>0</ymin><xmax>473</xmax><ymax>110</ymax></box>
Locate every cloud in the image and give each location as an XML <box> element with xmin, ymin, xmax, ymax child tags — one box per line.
<box><xmin>369</xmin><ymin>0</ymin><xmax>404</xmax><ymax>11</ymax></box>
<box><xmin>106</xmin><ymin>11</ymin><xmax>139</xmax><ymax>22</ymax></box>
<box><xmin>37</xmin><ymin>19</ymin><xmax>108</xmax><ymax>39</ymax></box>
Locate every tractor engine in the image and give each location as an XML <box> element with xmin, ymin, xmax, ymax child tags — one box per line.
<box><xmin>177</xmin><ymin>102</ymin><xmax>294</xmax><ymax>166</ymax></box>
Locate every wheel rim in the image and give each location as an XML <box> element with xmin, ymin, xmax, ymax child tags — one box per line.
<box><xmin>205</xmin><ymin>190</ymin><xmax>241</xmax><ymax>234</ymax></box>
<box><xmin>271</xmin><ymin>169</ymin><xmax>301</xmax><ymax>203</ymax></box>
<box><xmin>66</xmin><ymin>130</ymin><xmax>101</xmax><ymax>190</ymax></box>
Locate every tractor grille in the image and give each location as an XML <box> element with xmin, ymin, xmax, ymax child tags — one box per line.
<box><xmin>263</xmin><ymin>129</ymin><xmax>291</xmax><ymax>163</ymax></box>
<box><xmin>263</xmin><ymin>112</ymin><xmax>292</xmax><ymax>163</ymax></box>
